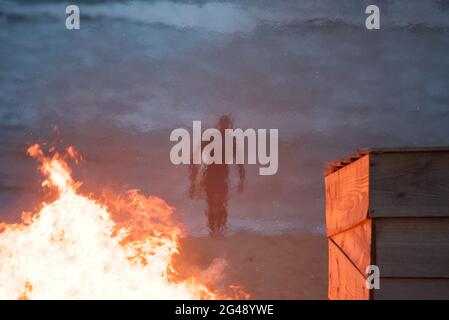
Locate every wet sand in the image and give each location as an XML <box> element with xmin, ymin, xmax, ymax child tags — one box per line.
<box><xmin>174</xmin><ymin>233</ymin><xmax>327</xmax><ymax>300</ymax></box>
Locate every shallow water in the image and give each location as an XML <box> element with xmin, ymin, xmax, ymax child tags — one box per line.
<box><xmin>1</xmin><ymin>0</ymin><xmax>449</xmax><ymax>235</ymax></box>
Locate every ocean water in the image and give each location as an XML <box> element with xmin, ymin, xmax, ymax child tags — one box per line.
<box><xmin>1</xmin><ymin>0</ymin><xmax>449</xmax><ymax>235</ymax></box>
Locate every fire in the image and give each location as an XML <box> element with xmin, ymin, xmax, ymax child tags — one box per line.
<box><xmin>0</xmin><ymin>144</ymin><xmax>248</xmax><ymax>300</ymax></box>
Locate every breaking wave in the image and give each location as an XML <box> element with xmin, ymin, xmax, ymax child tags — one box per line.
<box><xmin>1</xmin><ymin>0</ymin><xmax>449</xmax><ymax>33</ymax></box>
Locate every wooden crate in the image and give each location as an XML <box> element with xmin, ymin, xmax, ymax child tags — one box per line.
<box><xmin>325</xmin><ymin>148</ymin><xmax>449</xmax><ymax>300</ymax></box>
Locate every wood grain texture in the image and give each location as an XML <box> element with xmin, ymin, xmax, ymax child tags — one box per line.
<box><xmin>373</xmin><ymin>278</ymin><xmax>449</xmax><ymax>300</ymax></box>
<box><xmin>328</xmin><ymin>240</ymin><xmax>369</xmax><ymax>300</ymax></box>
<box><xmin>326</xmin><ymin>155</ymin><xmax>370</xmax><ymax>236</ymax></box>
<box><xmin>375</xmin><ymin>217</ymin><xmax>449</xmax><ymax>278</ymax></box>
<box><xmin>370</xmin><ymin>151</ymin><xmax>449</xmax><ymax>217</ymax></box>
<box><xmin>331</xmin><ymin>219</ymin><xmax>372</xmax><ymax>275</ymax></box>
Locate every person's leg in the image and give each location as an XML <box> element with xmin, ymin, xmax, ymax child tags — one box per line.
<box><xmin>215</xmin><ymin>199</ymin><xmax>227</xmax><ymax>234</ymax></box>
<box><xmin>206</xmin><ymin>192</ymin><xmax>219</xmax><ymax>236</ymax></box>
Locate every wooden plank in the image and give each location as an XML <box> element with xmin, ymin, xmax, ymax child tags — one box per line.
<box><xmin>373</xmin><ymin>278</ymin><xmax>449</xmax><ymax>300</ymax></box>
<box><xmin>370</xmin><ymin>151</ymin><xmax>449</xmax><ymax>217</ymax></box>
<box><xmin>328</xmin><ymin>240</ymin><xmax>369</xmax><ymax>300</ymax></box>
<box><xmin>325</xmin><ymin>155</ymin><xmax>370</xmax><ymax>236</ymax></box>
<box><xmin>371</xmin><ymin>147</ymin><xmax>449</xmax><ymax>153</ymax></box>
<box><xmin>331</xmin><ymin>219</ymin><xmax>372</xmax><ymax>275</ymax></box>
<box><xmin>375</xmin><ymin>217</ymin><xmax>449</xmax><ymax>278</ymax></box>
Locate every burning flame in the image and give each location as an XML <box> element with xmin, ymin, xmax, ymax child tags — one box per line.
<box><xmin>0</xmin><ymin>144</ymin><xmax>248</xmax><ymax>300</ymax></box>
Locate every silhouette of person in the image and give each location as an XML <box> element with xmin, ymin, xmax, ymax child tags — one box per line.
<box><xmin>189</xmin><ymin>115</ymin><xmax>245</xmax><ymax>237</ymax></box>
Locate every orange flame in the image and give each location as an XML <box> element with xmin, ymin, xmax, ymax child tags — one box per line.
<box><xmin>0</xmin><ymin>144</ymin><xmax>248</xmax><ymax>299</ymax></box>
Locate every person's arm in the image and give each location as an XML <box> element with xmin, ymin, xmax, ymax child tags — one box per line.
<box><xmin>189</xmin><ymin>140</ymin><xmax>209</xmax><ymax>198</ymax></box>
<box><xmin>237</xmin><ymin>164</ymin><xmax>245</xmax><ymax>192</ymax></box>
<box><xmin>231</xmin><ymin>135</ymin><xmax>245</xmax><ymax>192</ymax></box>
<box><xmin>188</xmin><ymin>163</ymin><xmax>199</xmax><ymax>198</ymax></box>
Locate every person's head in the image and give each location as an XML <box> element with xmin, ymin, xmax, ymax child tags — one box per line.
<box><xmin>217</xmin><ymin>114</ymin><xmax>233</xmax><ymax>133</ymax></box>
